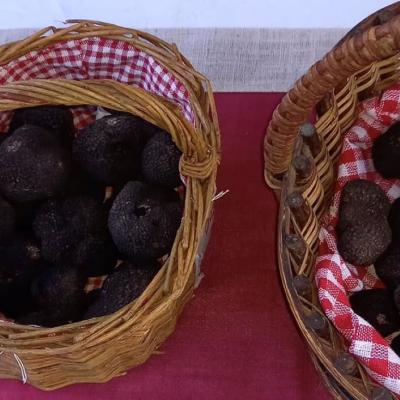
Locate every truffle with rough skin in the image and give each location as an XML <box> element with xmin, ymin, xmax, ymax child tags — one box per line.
<box><xmin>103</xmin><ymin>109</ymin><xmax>160</xmax><ymax>139</ymax></box>
<box><xmin>350</xmin><ymin>289</ymin><xmax>400</xmax><ymax>337</ymax></box>
<box><xmin>73</xmin><ymin>115</ymin><xmax>148</xmax><ymax>185</ymax></box>
<box><xmin>375</xmin><ymin>243</ymin><xmax>400</xmax><ymax>289</ymax></box>
<box><xmin>18</xmin><ymin>282</ymin><xmax>100</xmax><ymax>327</ymax></box>
<box><xmin>337</xmin><ymin>179</ymin><xmax>392</xmax><ymax>266</ymax></box>
<box><xmin>338</xmin><ymin>179</ymin><xmax>390</xmax><ymax>232</ymax></box>
<box><xmin>84</xmin><ymin>261</ymin><xmax>159</xmax><ymax>319</ymax></box>
<box><xmin>0</xmin><ymin>125</ymin><xmax>71</xmax><ymax>202</ymax></box>
<box><xmin>108</xmin><ymin>181</ymin><xmax>183</xmax><ymax>261</ymax></box>
<box><xmin>33</xmin><ymin>195</ymin><xmax>117</xmax><ymax>276</ymax></box>
<box><xmin>338</xmin><ymin>217</ymin><xmax>391</xmax><ymax>266</ymax></box>
<box><xmin>372</xmin><ymin>122</ymin><xmax>400</xmax><ymax>178</ymax></box>
<box><xmin>141</xmin><ymin>130</ymin><xmax>182</xmax><ymax>188</ymax></box>
<box><xmin>9</xmin><ymin>106</ymin><xmax>74</xmax><ymax>147</ymax></box>
<box><xmin>0</xmin><ymin>196</ymin><xmax>15</xmax><ymax>242</ymax></box>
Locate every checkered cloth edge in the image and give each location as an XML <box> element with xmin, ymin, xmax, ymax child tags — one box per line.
<box><xmin>0</xmin><ymin>37</ymin><xmax>194</xmax><ymax>132</ymax></box>
<box><xmin>316</xmin><ymin>84</ymin><xmax>400</xmax><ymax>395</ymax></box>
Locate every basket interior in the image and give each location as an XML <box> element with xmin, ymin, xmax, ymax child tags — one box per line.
<box><xmin>0</xmin><ymin>37</ymin><xmax>195</xmax><ymax>317</ymax></box>
<box><xmin>278</xmin><ymin>50</ymin><xmax>400</xmax><ymax>398</ymax></box>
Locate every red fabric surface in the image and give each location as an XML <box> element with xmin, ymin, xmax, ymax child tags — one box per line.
<box><xmin>0</xmin><ymin>93</ymin><xmax>330</xmax><ymax>400</ymax></box>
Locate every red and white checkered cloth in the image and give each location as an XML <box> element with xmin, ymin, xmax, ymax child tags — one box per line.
<box><xmin>0</xmin><ymin>36</ymin><xmax>194</xmax><ymax>132</ymax></box>
<box><xmin>316</xmin><ymin>84</ymin><xmax>400</xmax><ymax>395</ymax></box>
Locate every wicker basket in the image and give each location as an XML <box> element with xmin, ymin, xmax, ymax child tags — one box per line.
<box><xmin>264</xmin><ymin>3</ymin><xmax>400</xmax><ymax>400</ymax></box>
<box><xmin>0</xmin><ymin>21</ymin><xmax>219</xmax><ymax>390</ymax></box>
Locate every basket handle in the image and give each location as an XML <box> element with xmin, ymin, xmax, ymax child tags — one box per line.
<box><xmin>264</xmin><ymin>9</ymin><xmax>400</xmax><ymax>188</ymax></box>
<box><xmin>336</xmin><ymin>2</ymin><xmax>400</xmax><ymax>47</ymax></box>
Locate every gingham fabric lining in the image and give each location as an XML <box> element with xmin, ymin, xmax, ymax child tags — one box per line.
<box><xmin>0</xmin><ymin>36</ymin><xmax>194</xmax><ymax>131</ymax></box>
<box><xmin>316</xmin><ymin>84</ymin><xmax>400</xmax><ymax>395</ymax></box>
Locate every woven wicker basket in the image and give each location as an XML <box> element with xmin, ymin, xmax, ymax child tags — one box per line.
<box><xmin>0</xmin><ymin>21</ymin><xmax>219</xmax><ymax>390</ymax></box>
<box><xmin>264</xmin><ymin>3</ymin><xmax>400</xmax><ymax>400</ymax></box>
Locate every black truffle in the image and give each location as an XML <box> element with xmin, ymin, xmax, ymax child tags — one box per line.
<box><xmin>0</xmin><ymin>125</ymin><xmax>71</xmax><ymax>203</ymax></box>
<box><xmin>337</xmin><ymin>180</ymin><xmax>392</xmax><ymax>266</ymax></box>
<box><xmin>338</xmin><ymin>179</ymin><xmax>390</xmax><ymax>231</ymax></box>
<box><xmin>375</xmin><ymin>242</ymin><xmax>400</xmax><ymax>289</ymax></box>
<box><xmin>9</xmin><ymin>106</ymin><xmax>74</xmax><ymax>147</ymax></box>
<box><xmin>350</xmin><ymin>289</ymin><xmax>400</xmax><ymax>337</ymax></box>
<box><xmin>141</xmin><ymin>130</ymin><xmax>182</xmax><ymax>188</ymax></box>
<box><xmin>73</xmin><ymin>115</ymin><xmax>147</xmax><ymax>185</ymax></box>
<box><xmin>372</xmin><ymin>122</ymin><xmax>400</xmax><ymax>178</ymax></box>
<box><xmin>33</xmin><ymin>195</ymin><xmax>117</xmax><ymax>276</ymax></box>
<box><xmin>17</xmin><ymin>282</ymin><xmax>100</xmax><ymax>327</ymax></box>
<box><xmin>0</xmin><ymin>195</ymin><xmax>15</xmax><ymax>242</ymax></box>
<box><xmin>108</xmin><ymin>181</ymin><xmax>183</xmax><ymax>261</ymax></box>
<box><xmin>30</xmin><ymin>265</ymin><xmax>86</xmax><ymax>310</ymax></box>
<box><xmin>84</xmin><ymin>262</ymin><xmax>159</xmax><ymax>319</ymax></box>
<box><xmin>338</xmin><ymin>217</ymin><xmax>391</xmax><ymax>266</ymax></box>
<box><xmin>103</xmin><ymin>109</ymin><xmax>160</xmax><ymax>139</ymax></box>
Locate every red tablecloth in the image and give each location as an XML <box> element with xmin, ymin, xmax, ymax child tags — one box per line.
<box><xmin>0</xmin><ymin>93</ymin><xmax>330</xmax><ymax>400</ymax></box>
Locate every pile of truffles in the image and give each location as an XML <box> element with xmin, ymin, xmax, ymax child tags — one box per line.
<box><xmin>337</xmin><ymin>123</ymin><xmax>400</xmax><ymax>355</ymax></box>
<box><xmin>0</xmin><ymin>106</ymin><xmax>183</xmax><ymax>327</ymax></box>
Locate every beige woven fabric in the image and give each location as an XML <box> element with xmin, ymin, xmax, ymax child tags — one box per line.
<box><xmin>0</xmin><ymin>28</ymin><xmax>347</xmax><ymax>92</ymax></box>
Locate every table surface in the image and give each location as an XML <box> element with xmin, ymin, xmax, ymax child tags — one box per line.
<box><xmin>0</xmin><ymin>93</ymin><xmax>331</xmax><ymax>400</ymax></box>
